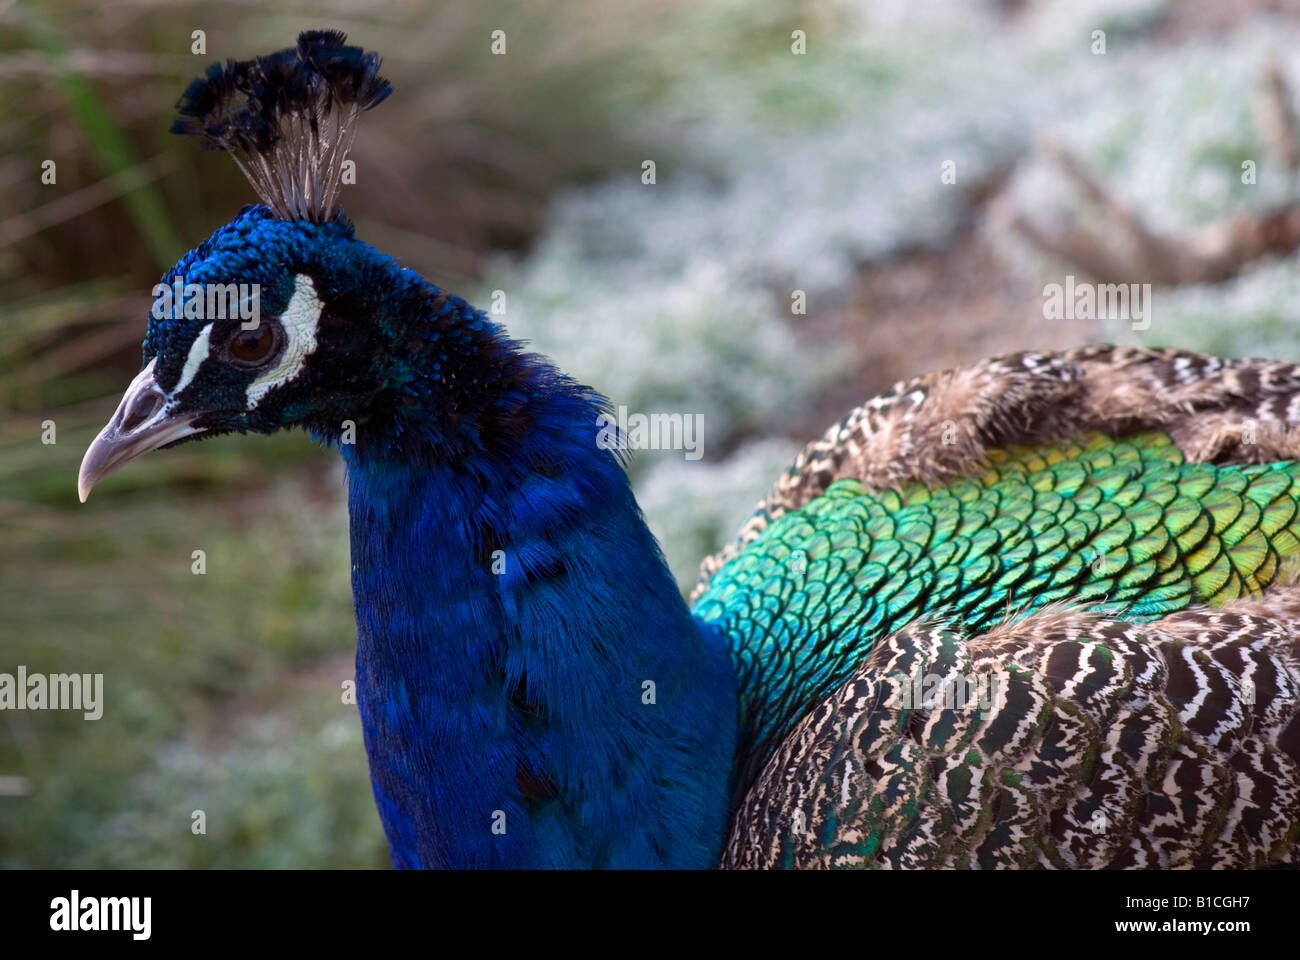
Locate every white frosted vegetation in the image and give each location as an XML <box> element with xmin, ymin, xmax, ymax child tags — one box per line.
<box><xmin>986</xmin><ymin>13</ymin><xmax>1300</xmax><ymax>356</ymax></box>
<box><xmin>1121</xmin><ymin>261</ymin><xmax>1300</xmax><ymax>360</ymax></box>
<box><xmin>479</xmin><ymin>0</ymin><xmax>1049</xmax><ymax>585</ymax></box>
<box><xmin>481</xmin><ymin>0</ymin><xmax>1299</xmax><ymax>590</ymax></box>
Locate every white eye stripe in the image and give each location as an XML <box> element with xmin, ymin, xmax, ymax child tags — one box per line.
<box><xmin>245</xmin><ymin>274</ymin><xmax>323</xmax><ymax>410</ymax></box>
<box><xmin>170</xmin><ymin>322</ymin><xmax>214</xmax><ymax>400</ymax></box>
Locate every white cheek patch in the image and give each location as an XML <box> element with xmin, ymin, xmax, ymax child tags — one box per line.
<box><xmin>245</xmin><ymin>274</ymin><xmax>323</xmax><ymax>410</ymax></box>
<box><xmin>169</xmin><ymin>321</ymin><xmax>214</xmax><ymax>402</ymax></box>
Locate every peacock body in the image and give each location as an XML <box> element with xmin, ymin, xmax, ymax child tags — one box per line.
<box><xmin>78</xmin><ymin>34</ymin><xmax>1300</xmax><ymax>869</ymax></box>
<box><xmin>707</xmin><ymin>347</ymin><xmax>1300</xmax><ymax>867</ymax></box>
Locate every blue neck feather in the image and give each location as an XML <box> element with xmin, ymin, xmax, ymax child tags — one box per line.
<box><xmin>336</xmin><ymin>273</ymin><xmax>738</xmax><ymax>868</ymax></box>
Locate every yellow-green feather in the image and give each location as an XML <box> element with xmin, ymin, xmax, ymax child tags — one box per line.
<box><xmin>696</xmin><ymin>429</ymin><xmax>1300</xmax><ymax>773</ymax></box>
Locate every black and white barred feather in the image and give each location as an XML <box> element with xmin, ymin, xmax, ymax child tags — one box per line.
<box><xmin>724</xmin><ymin>596</ymin><xmax>1300</xmax><ymax>868</ymax></box>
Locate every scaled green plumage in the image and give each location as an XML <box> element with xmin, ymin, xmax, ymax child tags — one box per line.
<box><xmin>695</xmin><ymin>430</ymin><xmax>1300</xmax><ymax>778</ymax></box>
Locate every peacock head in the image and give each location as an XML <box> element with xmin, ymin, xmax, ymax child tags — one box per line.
<box><xmin>78</xmin><ymin>31</ymin><xmax>435</xmax><ymax>501</ymax></box>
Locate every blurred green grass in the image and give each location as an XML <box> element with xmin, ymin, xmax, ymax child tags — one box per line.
<box><xmin>0</xmin><ymin>0</ymin><xmax>685</xmax><ymax>868</ymax></box>
<box><xmin>1</xmin><ymin>466</ymin><xmax>389</xmax><ymax>867</ymax></box>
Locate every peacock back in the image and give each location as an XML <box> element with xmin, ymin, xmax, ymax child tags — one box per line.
<box><xmin>696</xmin><ymin>345</ymin><xmax>1300</xmax><ymax>868</ymax></box>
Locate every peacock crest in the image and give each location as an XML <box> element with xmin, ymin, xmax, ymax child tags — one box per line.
<box><xmin>171</xmin><ymin>30</ymin><xmax>392</xmax><ymax>222</ymax></box>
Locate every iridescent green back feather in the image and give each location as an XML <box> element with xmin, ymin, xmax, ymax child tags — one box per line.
<box><xmin>696</xmin><ymin>430</ymin><xmax>1300</xmax><ymax>782</ymax></box>
<box><xmin>704</xmin><ymin>346</ymin><xmax>1300</xmax><ymax>869</ymax></box>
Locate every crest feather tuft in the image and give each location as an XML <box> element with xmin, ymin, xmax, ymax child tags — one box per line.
<box><xmin>172</xmin><ymin>30</ymin><xmax>392</xmax><ymax>221</ymax></box>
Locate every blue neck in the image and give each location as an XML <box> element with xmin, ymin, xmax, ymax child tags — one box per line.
<box><xmin>339</xmin><ymin>333</ymin><xmax>737</xmax><ymax>868</ymax></box>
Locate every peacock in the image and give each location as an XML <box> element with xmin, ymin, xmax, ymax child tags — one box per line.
<box><xmin>77</xmin><ymin>32</ymin><xmax>1300</xmax><ymax>869</ymax></box>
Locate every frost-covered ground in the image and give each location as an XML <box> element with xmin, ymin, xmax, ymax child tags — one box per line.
<box><xmin>480</xmin><ymin>0</ymin><xmax>1300</xmax><ymax>586</ymax></box>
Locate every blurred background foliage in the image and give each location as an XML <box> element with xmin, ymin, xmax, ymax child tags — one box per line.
<box><xmin>5</xmin><ymin>0</ymin><xmax>1300</xmax><ymax>866</ymax></box>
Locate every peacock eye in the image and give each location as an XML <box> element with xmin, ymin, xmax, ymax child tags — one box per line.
<box><xmin>225</xmin><ymin>321</ymin><xmax>282</xmax><ymax>367</ymax></box>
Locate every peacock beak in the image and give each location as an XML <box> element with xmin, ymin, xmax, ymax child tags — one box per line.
<box><xmin>77</xmin><ymin>358</ymin><xmax>204</xmax><ymax>503</ymax></box>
